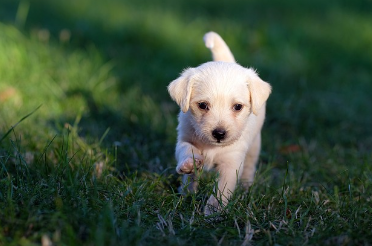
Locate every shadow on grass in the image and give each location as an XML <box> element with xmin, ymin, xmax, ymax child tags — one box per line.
<box><xmin>52</xmin><ymin>87</ymin><xmax>176</xmax><ymax>173</ymax></box>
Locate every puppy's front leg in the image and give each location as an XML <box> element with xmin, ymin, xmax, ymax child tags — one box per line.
<box><xmin>204</xmin><ymin>158</ymin><xmax>243</xmax><ymax>216</ymax></box>
<box><xmin>175</xmin><ymin>141</ymin><xmax>203</xmax><ymax>193</ymax></box>
<box><xmin>241</xmin><ymin>134</ymin><xmax>261</xmax><ymax>189</ymax></box>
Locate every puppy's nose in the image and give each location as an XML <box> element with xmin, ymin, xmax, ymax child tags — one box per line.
<box><xmin>212</xmin><ymin>128</ymin><xmax>226</xmax><ymax>141</ymax></box>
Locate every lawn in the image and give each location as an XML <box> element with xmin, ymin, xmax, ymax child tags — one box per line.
<box><xmin>0</xmin><ymin>0</ymin><xmax>371</xmax><ymax>245</ymax></box>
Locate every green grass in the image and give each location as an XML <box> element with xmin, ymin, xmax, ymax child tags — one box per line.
<box><xmin>1</xmin><ymin>0</ymin><xmax>372</xmax><ymax>245</ymax></box>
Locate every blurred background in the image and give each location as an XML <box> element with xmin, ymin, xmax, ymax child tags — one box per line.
<box><xmin>0</xmin><ymin>0</ymin><xmax>371</xmax><ymax>180</ymax></box>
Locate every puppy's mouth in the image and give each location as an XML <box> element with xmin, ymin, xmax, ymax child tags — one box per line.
<box><xmin>212</xmin><ymin>139</ymin><xmax>233</xmax><ymax>146</ymax></box>
<box><xmin>216</xmin><ymin>139</ymin><xmax>227</xmax><ymax>144</ymax></box>
<box><xmin>203</xmin><ymin>136</ymin><xmax>234</xmax><ymax>146</ymax></box>
<box><xmin>213</xmin><ymin>137</ymin><xmax>230</xmax><ymax>145</ymax></box>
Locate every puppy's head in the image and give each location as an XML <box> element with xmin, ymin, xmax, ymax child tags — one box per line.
<box><xmin>168</xmin><ymin>62</ymin><xmax>271</xmax><ymax>146</ymax></box>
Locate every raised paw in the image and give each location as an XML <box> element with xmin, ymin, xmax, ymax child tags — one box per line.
<box><xmin>176</xmin><ymin>157</ymin><xmax>203</xmax><ymax>174</ymax></box>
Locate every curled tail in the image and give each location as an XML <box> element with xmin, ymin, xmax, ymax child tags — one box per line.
<box><xmin>203</xmin><ymin>31</ymin><xmax>235</xmax><ymax>63</ymax></box>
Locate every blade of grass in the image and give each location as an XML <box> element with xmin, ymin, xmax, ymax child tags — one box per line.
<box><xmin>0</xmin><ymin>105</ymin><xmax>42</xmax><ymax>143</ymax></box>
<box><xmin>15</xmin><ymin>0</ymin><xmax>30</xmax><ymax>28</ymax></box>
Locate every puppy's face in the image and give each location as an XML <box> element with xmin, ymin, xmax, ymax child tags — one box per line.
<box><xmin>168</xmin><ymin>62</ymin><xmax>271</xmax><ymax>146</ymax></box>
<box><xmin>187</xmin><ymin>70</ymin><xmax>251</xmax><ymax>146</ymax></box>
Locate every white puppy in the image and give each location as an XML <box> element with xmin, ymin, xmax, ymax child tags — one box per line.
<box><xmin>168</xmin><ymin>32</ymin><xmax>271</xmax><ymax>215</ymax></box>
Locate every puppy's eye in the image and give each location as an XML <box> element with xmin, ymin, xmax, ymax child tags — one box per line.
<box><xmin>233</xmin><ymin>104</ymin><xmax>243</xmax><ymax>111</ymax></box>
<box><xmin>198</xmin><ymin>102</ymin><xmax>209</xmax><ymax>110</ymax></box>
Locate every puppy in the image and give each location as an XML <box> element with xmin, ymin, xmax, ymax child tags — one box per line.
<box><xmin>168</xmin><ymin>31</ymin><xmax>271</xmax><ymax>215</ymax></box>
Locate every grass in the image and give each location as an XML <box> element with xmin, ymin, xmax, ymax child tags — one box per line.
<box><xmin>0</xmin><ymin>0</ymin><xmax>372</xmax><ymax>245</ymax></box>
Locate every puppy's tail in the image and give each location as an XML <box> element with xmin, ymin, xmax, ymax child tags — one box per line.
<box><xmin>203</xmin><ymin>31</ymin><xmax>235</xmax><ymax>63</ymax></box>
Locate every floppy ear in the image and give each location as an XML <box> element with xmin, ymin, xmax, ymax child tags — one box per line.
<box><xmin>247</xmin><ymin>69</ymin><xmax>272</xmax><ymax>115</ymax></box>
<box><xmin>167</xmin><ymin>68</ymin><xmax>196</xmax><ymax>113</ymax></box>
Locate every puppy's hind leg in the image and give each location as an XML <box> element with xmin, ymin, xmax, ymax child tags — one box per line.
<box><xmin>175</xmin><ymin>141</ymin><xmax>203</xmax><ymax>194</ymax></box>
<box><xmin>178</xmin><ymin>174</ymin><xmax>199</xmax><ymax>194</ymax></box>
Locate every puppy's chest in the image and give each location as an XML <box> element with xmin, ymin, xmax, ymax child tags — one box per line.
<box><xmin>200</xmin><ymin>148</ymin><xmax>231</xmax><ymax>170</ymax></box>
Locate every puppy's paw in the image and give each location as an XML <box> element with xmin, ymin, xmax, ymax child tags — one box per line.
<box><xmin>204</xmin><ymin>195</ymin><xmax>221</xmax><ymax>216</ymax></box>
<box><xmin>176</xmin><ymin>157</ymin><xmax>203</xmax><ymax>174</ymax></box>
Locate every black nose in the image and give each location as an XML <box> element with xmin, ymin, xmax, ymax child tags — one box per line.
<box><xmin>212</xmin><ymin>128</ymin><xmax>226</xmax><ymax>141</ymax></box>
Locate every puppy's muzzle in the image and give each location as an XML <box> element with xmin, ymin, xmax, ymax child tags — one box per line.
<box><xmin>212</xmin><ymin>128</ymin><xmax>226</xmax><ymax>142</ymax></box>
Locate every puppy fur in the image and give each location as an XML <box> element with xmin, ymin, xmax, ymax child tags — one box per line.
<box><xmin>168</xmin><ymin>31</ymin><xmax>271</xmax><ymax>216</ymax></box>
